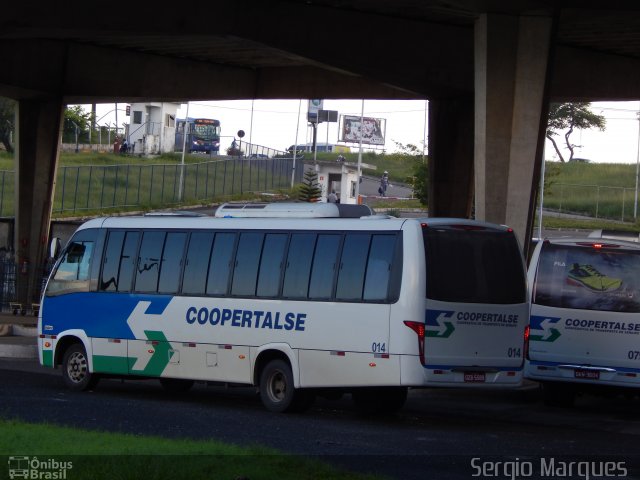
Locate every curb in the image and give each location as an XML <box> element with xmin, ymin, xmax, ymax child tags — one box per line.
<box><xmin>0</xmin><ymin>336</ymin><xmax>37</xmax><ymax>359</ymax></box>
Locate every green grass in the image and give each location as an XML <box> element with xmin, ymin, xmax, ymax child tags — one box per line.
<box><xmin>311</xmin><ymin>151</ymin><xmax>418</xmax><ymax>184</ymax></box>
<box><xmin>0</xmin><ymin>418</ymin><xmax>381</xmax><ymax>480</ymax></box>
<box><xmin>539</xmin><ymin>215</ymin><xmax>640</xmax><ymax>232</ymax></box>
<box><xmin>0</xmin><ymin>152</ymin><xmax>297</xmax><ymax>217</ymax></box>
<box><xmin>543</xmin><ymin>161</ymin><xmax>640</xmax><ymax>221</ymax></box>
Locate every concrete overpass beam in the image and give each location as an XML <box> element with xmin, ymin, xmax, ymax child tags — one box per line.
<box><xmin>474</xmin><ymin>13</ymin><xmax>553</xmax><ymax>246</ymax></box>
<box><xmin>15</xmin><ymin>97</ymin><xmax>63</xmax><ymax>305</ymax></box>
<box><xmin>428</xmin><ymin>96</ymin><xmax>474</xmax><ymax>218</ymax></box>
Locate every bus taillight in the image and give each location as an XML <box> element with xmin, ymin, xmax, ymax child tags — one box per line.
<box><xmin>404</xmin><ymin>321</ymin><xmax>425</xmax><ymax>364</ymax></box>
<box><xmin>524</xmin><ymin>325</ymin><xmax>530</xmax><ymax>361</ymax></box>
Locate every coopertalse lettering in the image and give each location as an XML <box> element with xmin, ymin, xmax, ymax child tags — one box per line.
<box><xmin>186</xmin><ymin>306</ymin><xmax>307</xmax><ymax>331</ymax></box>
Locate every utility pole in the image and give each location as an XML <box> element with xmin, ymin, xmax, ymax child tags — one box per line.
<box><xmin>634</xmin><ymin>106</ymin><xmax>640</xmax><ymax>219</ymax></box>
<box><xmin>179</xmin><ymin>102</ymin><xmax>190</xmax><ymax>202</ymax></box>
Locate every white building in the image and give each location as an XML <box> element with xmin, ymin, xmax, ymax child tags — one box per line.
<box><xmin>311</xmin><ymin>160</ymin><xmax>376</xmax><ymax>204</ymax></box>
<box><xmin>126</xmin><ymin>102</ymin><xmax>181</xmax><ymax>155</ymax></box>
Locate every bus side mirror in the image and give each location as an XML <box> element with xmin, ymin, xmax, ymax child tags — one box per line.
<box><xmin>50</xmin><ymin>238</ymin><xmax>62</xmax><ymax>259</ymax></box>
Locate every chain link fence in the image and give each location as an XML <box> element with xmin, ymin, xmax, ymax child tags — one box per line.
<box><xmin>0</xmin><ymin>156</ymin><xmax>303</xmax><ymax>216</ymax></box>
<box><xmin>544</xmin><ymin>183</ymin><xmax>640</xmax><ymax>222</ymax></box>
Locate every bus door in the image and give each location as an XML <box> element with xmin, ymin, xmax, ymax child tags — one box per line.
<box><xmin>124</xmin><ymin>231</ymin><xmax>187</xmax><ymax>379</ymax></box>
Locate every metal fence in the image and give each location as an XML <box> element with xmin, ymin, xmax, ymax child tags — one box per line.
<box><xmin>0</xmin><ymin>156</ymin><xmax>302</xmax><ymax>216</ymax></box>
<box><xmin>0</xmin><ymin>257</ymin><xmax>52</xmax><ymax>313</ymax></box>
<box><xmin>544</xmin><ymin>183</ymin><xmax>640</xmax><ymax>222</ymax></box>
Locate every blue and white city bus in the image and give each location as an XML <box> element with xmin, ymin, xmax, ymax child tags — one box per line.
<box><xmin>39</xmin><ymin>203</ymin><xmax>529</xmax><ymax>413</ymax></box>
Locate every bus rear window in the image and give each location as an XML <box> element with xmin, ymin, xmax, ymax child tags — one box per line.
<box><xmin>533</xmin><ymin>243</ymin><xmax>640</xmax><ymax>313</ymax></box>
<box><xmin>423</xmin><ymin>227</ymin><xmax>526</xmax><ymax>304</ymax></box>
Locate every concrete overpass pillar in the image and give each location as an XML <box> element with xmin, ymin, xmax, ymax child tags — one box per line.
<box><xmin>428</xmin><ymin>96</ymin><xmax>474</xmax><ymax>218</ymax></box>
<box><xmin>474</xmin><ymin>13</ymin><xmax>554</xmax><ymax>247</ymax></box>
<box><xmin>15</xmin><ymin>97</ymin><xmax>63</xmax><ymax>306</ymax></box>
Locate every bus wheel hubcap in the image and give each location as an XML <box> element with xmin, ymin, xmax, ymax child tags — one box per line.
<box><xmin>67</xmin><ymin>352</ymin><xmax>87</xmax><ymax>383</ymax></box>
<box><xmin>268</xmin><ymin>371</ymin><xmax>286</xmax><ymax>402</ymax></box>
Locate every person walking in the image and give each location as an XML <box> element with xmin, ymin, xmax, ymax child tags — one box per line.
<box><xmin>379</xmin><ymin>171</ymin><xmax>389</xmax><ymax>197</ymax></box>
<box><xmin>328</xmin><ymin>190</ymin><xmax>338</xmax><ymax>203</ymax></box>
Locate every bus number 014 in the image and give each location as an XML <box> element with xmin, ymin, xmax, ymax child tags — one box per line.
<box><xmin>372</xmin><ymin>342</ymin><xmax>386</xmax><ymax>353</ymax></box>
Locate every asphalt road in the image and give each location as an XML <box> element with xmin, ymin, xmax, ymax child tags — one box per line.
<box><xmin>1</xmin><ymin>359</ymin><xmax>639</xmax><ymax>480</ymax></box>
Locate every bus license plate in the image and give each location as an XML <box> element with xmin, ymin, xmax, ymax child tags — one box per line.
<box><xmin>464</xmin><ymin>372</ymin><xmax>485</xmax><ymax>383</ymax></box>
<box><xmin>574</xmin><ymin>370</ymin><xmax>599</xmax><ymax>380</ymax></box>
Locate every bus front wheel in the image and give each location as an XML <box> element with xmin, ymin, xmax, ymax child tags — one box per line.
<box><xmin>259</xmin><ymin>359</ymin><xmax>314</xmax><ymax>413</ymax></box>
<box><xmin>61</xmin><ymin>343</ymin><xmax>99</xmax><ymax>391</ymax></box>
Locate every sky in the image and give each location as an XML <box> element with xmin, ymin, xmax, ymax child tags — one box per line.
<box><xmin>89</xmin><ymin>99</ymin><xmax>640</xmax><ymax>163</ymax></box>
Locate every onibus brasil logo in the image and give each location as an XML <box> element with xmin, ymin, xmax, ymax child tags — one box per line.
<box><xmin>8</xmin><ymin>456</ymin><xmax>72</xmax><ymax>479</ymax></box>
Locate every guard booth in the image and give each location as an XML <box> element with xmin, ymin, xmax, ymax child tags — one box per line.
<box><xmin>312</xmin><ymin>160</ymin><xmax>376</xmax><ymax>204</ymax></box>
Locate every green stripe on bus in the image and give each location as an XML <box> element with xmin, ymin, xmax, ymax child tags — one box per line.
<box><xmin>132</xmin><ymin>330</ymin><xmax>174</xmax><ymax>377</ymax></box>
<box><xmin>42</xmin><ymin>350</ymin><xmax>53</xmax><ymax>368</ymax></box>
<box><xmin>93</xmin><ymin>355</ymin><xmax>135</xmax><ymax>375</ymax></box>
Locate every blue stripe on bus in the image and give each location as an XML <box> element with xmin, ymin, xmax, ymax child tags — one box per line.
<box><xmin>528</xmin><ymin>359</ymin><xmax>640</xmax><ymax>374</ymax></box>
<box><xmin>42</xmin><ymin>293</ymin><xmax>172</xmax><ymax>339</ymax></box>
<box><xmin>424</xmin><ymin>364</ymin><xmax>523</xmax><ymax>372</ymax></box>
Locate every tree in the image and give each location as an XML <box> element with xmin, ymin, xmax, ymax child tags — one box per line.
<box><xmin>63</xmin><ymin>105</ymin><xmax>93</xmax><ymax>138</ymax></box>
<box><xmin>393</xmin><ymin>140</ymin><xmax>428</xmax><ymax>206</ymax></box>
<box><xmin>298</xmin><ymin>169</ymin><xmax>322</xmax><ymax>202</ymax></box>
<box><xmin>0</xmin><ymin>97</ymin><xmax>16</xmax><ymax>153</ymax></box>
<box><xmin>546</xmin><ymin>102</ymin><xmax>606</xmax><ymax>163</ymax></box>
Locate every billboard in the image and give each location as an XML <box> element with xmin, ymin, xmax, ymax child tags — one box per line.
<box><xmin>339</xmin><ymin>115</ymin><xmax>386</xmax><ymax>146</ymax></box>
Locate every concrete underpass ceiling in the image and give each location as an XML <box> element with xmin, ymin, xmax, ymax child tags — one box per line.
<box><xmin>1</xmin><ymin>0</ymin><xmax>640</xmax><ymax>102</ymax></box>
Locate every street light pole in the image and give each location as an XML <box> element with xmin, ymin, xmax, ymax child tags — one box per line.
<box><xmin>179</xmin><ymin>102</ymin><xmax>190</xmax><ymax>202</ymax></box>
<box><xmin>634</xmin><ymin>105</ymin><xmax>640</xmax><ymax>220</ymax></box>
<box><xmin>291</xmin><ymin>99</ymin><xmax>302</xmax><ymax>188</ymax></box>
<box><xmin>355</xmin><ymin>99</ymin><xmax>364</xmax><ymax>203</ymax></box>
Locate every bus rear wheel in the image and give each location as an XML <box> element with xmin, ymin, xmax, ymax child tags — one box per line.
<box><xmin>61</xmin><ymin>343</ymin><xmax>99</xmax><ymax>391</ymax></box>
<box><xmin>259</xmin><ymin>359</ymin><xmax>314</xmax><ymax>413</ymax></box>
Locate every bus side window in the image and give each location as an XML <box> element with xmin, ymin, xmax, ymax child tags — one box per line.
<box><xmin>117</xmin><ymin>231</ymin><xmax>140</xmax><ymax>292</ymax></box>
<box><xmin>308</xmin><ymin>234</ymin><xmax>341</xmax><ymax>300</ymax></box>
<box><xmin>158</xmin><ymin>232</ymin><xmax>187</xmax><ymax>294</ymax></box>
<box><xmin>101</xmin><ymin>231</ymin><xmax>125</xmax><ymax>291</ymax></box>
<box><xmin>363</xmin><ymin>234</ymin><xmax>396</xmax><ymax>301</ymax></box>
<box><xmin>207</xmin><ymin>232</ymin><xmax>237</xmax><ymax>296</ymax></box>
<box><xmin>183</xmin><ymin>232</ymin><xmax>215</xmax><ymax>295</ymax></box>
<box><xmin>336</xmin><ymin>234</ymin><xmax>371</xmax><ymax>301</ymax></box>
<box><xmin>46</xmin><ymin>229</ymin><xmax>98</xmax><ymax>296</ymax></box>
<box><xmin>231</xmin><ymin>233</ymin><xmax>265</xmax><ymax>297</ymax></box>
<box><xmin>256</xmin><ymin>233</ymin><xmax>288</xmax><ymax>298</ymax></box>
<box><xmin>135</xmin><ymin>231</ymin><xmax>166</xmax><ymax>293</ymax></box>
<box><xmin>282</xmin><ymin>233</ymin><xmax>316</xmax><ymax>299</ymax></box>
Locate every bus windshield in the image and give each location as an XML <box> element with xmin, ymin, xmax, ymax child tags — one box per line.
<box><xmin>192</xmin><ymin>120</ymin><xmax>220</xmax><ymax>140</ymax></box>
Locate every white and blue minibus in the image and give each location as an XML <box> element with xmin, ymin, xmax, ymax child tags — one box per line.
<box><xmin>39</xmin><ymin>203</ymin><xmax>529</xmax><ymax>413</ymax></box>
<box><xmin>526</xmin><ymin>235</ymin><xmax>640</xmax><ymax>405</ymax></box>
